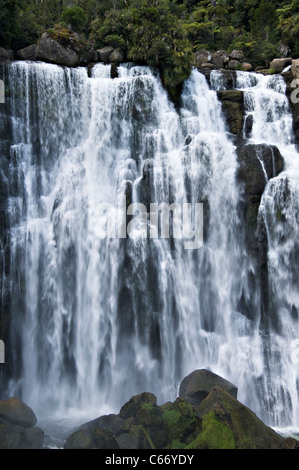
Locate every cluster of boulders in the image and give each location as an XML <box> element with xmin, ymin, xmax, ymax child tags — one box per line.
<box><xmin>0</xmin><ymin>397</ymin><xmax>44</xmax><ymax>449</ymax></box>
<box><xmin>0</xmin><ymin>29</ymin><xmax>125</xmax><ymax>69</ymax></box>
<box><xmin>194</xmin><ymin>48</ymin><xmax>253</xmax><ymax>72</ymax></box>
<box><xmin>0</xmin><ymin>369</ymin><xmax>298</xmax><ymax>449</ymax></box>
<box><xmin>63</xmin><ymin>369</ymin><xmax>298</xmax><ymax>450</ymax></box>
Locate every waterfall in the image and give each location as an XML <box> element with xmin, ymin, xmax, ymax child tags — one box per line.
<box><xmin>0</xmin><ymin>62</ymin><xmax>298</xmax><ymax>430</ymax></box>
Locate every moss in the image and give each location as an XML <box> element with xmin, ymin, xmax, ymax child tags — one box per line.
<box><xmin>141</xmin><ymin>402</ymin><xmax>154</xmax><ymax>412</ymax></box>
<box><xmin>162</xmin><ymin>408</ymin><xmax>181</xmax><ymax>427</ymax></box>
<box><xmin>168</xmin><ymin>438</ymin><xmax>186</xmax><ymax>449</ymax></box>
<box><xmin>186</xmin><ymin>411</ymin><xmax>236</xmax><ymax>449</ymax></box>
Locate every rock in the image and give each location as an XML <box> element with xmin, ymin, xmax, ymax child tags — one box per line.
<box><xmin>79</xmin><ymin>48</ymin><xmax>96</xmax><ymax>66</ymax></box>
<box><xmin>281</xmin><ymin>437</ymin><xmax>299</xmax><ymax>449</ymax></box>
<box><xmin>0</xmin><ymin>397</ymin><xmax>37</xmax><ymax>428</ymax></box>
<box><xmin>292</xmin><ymin>58</ymin><xmax>299</xmax><ymax>80</ymax></box>
<box><xmin>16</xmin><ymin>44</ymin><xmax>37</xmax><ymax>61</ymax></box>
<box><xmin>64</xmin><ymin>429</ymin><xmax>94</xmax><ymax>449</ymax></box>
<box><xmin>200</xmin><ymin>63</ymin><xmax>215</xmax><ymax>69</ymax></box>
<box><xmin>91</xmin><ymin>428</ymin><xmax>120</xmax><ymax>449</ymax></box>
<box><xmin>179</xmin><ymin>369</ymin><xmax>238</xmax><ymax>407</ymax></box>
<box><xmin>242</xmin><ymin>62</ymin><xmax>253</xmax><ymax>71</ymax></box>
<box><xmin>194</xmin><ymin>49</ymin><xmax>211</xmax><ymax>67</ymax></box>
<box><xmin>119</xmin><ymin>392</ymin><xmax>157</xmax><ymax>420</ymax></box>
<box><xmin>36</xmin><ymin>33</ymin><xmax>79</xmax><ymax>67</ymax></box>
<box><xmin>109</xmin><ymin>48</ymin><xmax>124</xmax><ymax>63</ymax></box>
<box><xmin>97</xmin><ymin>46</ymin><xmax>114</xmax><ymax>63</ymax></box>
<box><xmin>0</xmin><ymin>48</ymin><xmax>13</xmax><ymax>63</ymax></box>
<box><xmin>229</xmin><ymin>49</ymin><xmax>244</xmax><ymax>61</ymax></box>
<box><xmin>236</xmin><ymin>143</ymin><xmax>284</xmax><ymax>251</ymax></box>
<box><xmin>191</xmin><ymin>386</ymin><xmax>284</xmax><ymax>449</ymax></box>
<box><xmin>270</xmin><ymin>57</ymin><xmax>293</xmax><ymax>74</ymax></box>
<box><xmin>217</xmin><ymin>90</ymin><xmax>244</xmax><ymax>135</ymax></box>
<box><xmin>228</xmin><ymin>59</ymin><xmax>240</xmax><ymax>70</ymax></box>
<box><xmin>80</xmin><ymin>413</ymin><xmax>124</xmax><ymax>435</ymax></box>
<box><xmin>0</xmin><ymin>421</ymin><xmax>44</xmax><ymax>449</ymax></box>
<box><xmin>211</xmin><ymin>51</ymin><xmax>228</xmax><ymax>69</ymax></box>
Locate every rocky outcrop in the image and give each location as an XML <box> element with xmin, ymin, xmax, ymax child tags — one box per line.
<box><xmin>195</xmin><ymin>48</ymin><xmax>252</xmax><ymax>72</ymax></box>
<box><xmin>179</xmin><ymin>369</ymin><xmax>238</xmax><ymax>406</ymax></box>
<box><xmin>270</xmin><ymin>57</ymin><xmax>293</xmax><ymax>74</ymax></box>
<box><xmin>64</xmin><ymin>369</ymin><xmax>297</xmax><ymax>450</ymax></box>
<box><xmin>217</xmin><ymin>90</ymin><xmax>244</xmax><ymax>136</ymax></box>
<box><xmin>36</xmin><ymin>32</ymin><xmax>80</xmax><ymax>67</ymax></box>
<box><xmin>0</xmin><ymin>398</ymin><xmax>44</xmax><ymax>449</ymax></box>
<box><xmin>236</xmin><ymin>144</ymin><xmax>284</xmax><ymax>252</ymax></box>
<box><xmin>0</xmin><ymin>48</ymin><xmax>15</xmax><ymax>64</ymax></box>
<box><xmin>16</xmin><ymin>45</ymin><xmax>37</xmax><ymax>61</ymax></box>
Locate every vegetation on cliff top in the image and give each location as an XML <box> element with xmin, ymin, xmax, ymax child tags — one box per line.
<box><xmin>0</xmin><ymin>0</ymin><xmax>298</xmax><ymax>89</ymax></box>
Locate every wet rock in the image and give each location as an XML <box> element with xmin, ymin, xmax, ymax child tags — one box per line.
<box><xmin>229</xmin><ymin>49</ymin><xmax>244</xmax><ymax>61</ymax></box>
<box><xmin>236</xmin><ymin>143</ymin><xmax>284</xmax><ymax>251</ymax></box>
<box><xmin>242</xmin><ymin>62</ymin><xmax>253</xmax><ymax>71</ymax></box>
<box><xmin>0</xmin><ymin>421</ymin><xmax>44</xmax><ymax>449</ymax></box>
<box><xmin>228</xmin><ymin>59</ymin><xmax>240</xmax><ymax>70</ymax></box>
<box><xmin>36</xmin><ymin>33</ymin><xmax>79</xmax><ymax>67</ymax></box>
<box><xmin>0</xmin><ymin>397</ymin><xmax>37</xmax><ymax>427</ymax></box>
<box><xmin>194</xmin><ymin>49</ymin><xmax>211</xmax><ymax>67</ymax></box>
<box><xmin>217</xmin><ymin>89</ymin><xmax>244</xmax><ymax>135</ymax></box>
<box><xmin>109</xmin><ymin>48</ymin><xmax>124</xmax><ymax>63</ymax></box>
<box><xmin>292</xmin><ymin>58</ymin><xmax>299</xmax><ymax>80</ymax></box>
<box><xmin>64</xmin><ymin>429</ymin><xmax>94</xmax><ymax>449</ymax></box>
<box><xmin>270</xmin><ymin>57</ymin><xmax>293</xmax><ymax>74</ymax></box>
<box><xmin>193</xmin><ymin>386</ymin><xmax>284</xmax><ymax>449</ymax></box>
<box><xmin>119</xmin><ymin>392</ymin><xmax>157</xmax><ymax>420</ymax></box>
<box><xmin>16</xmin><ymin>45</ymin><xmax>37</xmax><ymax>61</ymax></box>
<box><xmin>179</xmin><ymin>369</ymin><xmax>238</xmax><ymax>407</ymax></box>
<box><xmin>0</xmin><ymin>48</ymin><xmax>14</xmax><ymax>64</ymax></box>
<box><xmin>97</xmin><ymin>46</ymin><xmax>114</xmax><ymax>63</ymax></box>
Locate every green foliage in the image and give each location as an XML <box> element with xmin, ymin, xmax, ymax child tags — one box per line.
<box><xmin>186</xmin><ymin>411</ymin><xmax>236</xmax><ymax>449</ymax></box>
<box><xmin>1</xmin><ymin>0</ymin><xmax>299</xmax><ymax>76</ymax></box>
<box><xmin>61</xmin><ymin>6</ymin><xmax>87</xmax><ymax>32</ymax></box>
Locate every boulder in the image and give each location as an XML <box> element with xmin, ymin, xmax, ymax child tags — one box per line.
<box><xmin>0</xmin><ymin>421</ymin><xmax>44</xmax><ymax>449</ymax></box>
<box><xmin>270</xmin><ymin>57</ymin><xmax>293</xmax><ymax>74</ymax></box>
<box><xmin>109</xmin><ymin>48</ymin><xmax>124</xmax><ymax>63</ymax></box>
<box><xmin>211</xmin><ymin>51</ymin><xmax>229</xmax><ymax>69</ymax></box>
<box><xmin>228</xmin><ymin>59</ymin><xmax>240</xmax><ymax>70</ymax></box>
<box><xmin>119</xmin><ymin>392</ymin><xmax>157</xmax><ymax>420</ymax></box>
<box><xmin>179</xmin><ymin>369</ymin><xmax>238</xmax><ymax>406</ymax></box>
<box><xmin>242</xmin><ymin>62</ymin><xmax>253</xmax><ymax>71</ymax></box>
<box><xmin>194</xmin><ymin>49</ymin><xmax>211</xmax><ymax>67</ymax></box>
<box><xmin>16</xmin><ymin>44</ymin><xmax>37</xmax><ymax>61</ymax></box>
<box><xmin>236</xmin><ymin>143</ymin><xmax>284</xmax><ymax>251</ymax></box>
<box><xmin>64</xmin><ymin>429</ymin><xmax>94</xmax><ymax>449</ymax></box>
<box><xmin>79</xmin><ymin>48</ymin><xmax>96</xmax><ymax>66</ymax></box>
<box><xmin>229</xmin><ymin>49</ymin><xmax>244</xmax><ymax>61</ymax></box>
<box><xmin>97</xmin><ymin>46</ymin><xmax>114</xmax><ymax>63</ymax></box>
<box><xmin>0</xmin><ymin>397</ymin><xmax>37</xmax><ymax>427</ymax></box>
<box><xmin>36</xmin><ymin>33</ymin><xmax>79</xmax><ymax>67</ymax></box>
<box><xmin>217</xmin><ymin>89</ymin><xmax>244</xmax><ymax>135</ymax></box>
<box><xmin>0</xmin><ymin>48</ymin><xmax>13</xmax><ymax>64</ymax></box>
<box><xmin>192</xmin><ymin>386</ymin><xmax>284</xmax><ymax>449</ymax></box>
<box><xmin>292</xmin><ymin>58</ymin><xmax>299</xmax><ymax>80</ymax></box>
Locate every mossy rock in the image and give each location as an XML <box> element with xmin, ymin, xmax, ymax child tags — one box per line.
<box><xmin>160</xmin><ymin>398</ymin><xmax>201</xmax><ymax>448</ymax></box>
<box><xmin>195</xmin><ymin>386</ymin><xmax>284</xmax><ymax>449</ymax></box>
<box><xmin>186</xmin><ymin>411</ymin><xmax>236</xmax><ymax>449</ymax></box>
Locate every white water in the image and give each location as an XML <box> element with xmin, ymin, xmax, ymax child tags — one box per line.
<box><xmin>1</xmin><ymin>63</ymin><xmax>298</xmax><ymax>433</ymax></box>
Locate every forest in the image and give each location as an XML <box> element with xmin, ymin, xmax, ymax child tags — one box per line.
<box><xmin>0</xmin><ymin>0</ymin><xmax>298</xmax><ymax>91</ymax></box>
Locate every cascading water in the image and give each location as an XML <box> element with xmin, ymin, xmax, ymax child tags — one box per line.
<box><xmin>236</xmin><ymin>71</ymin><xmax>299</xmax><ymax>428</ymax></box>
<box><xmin>0</xmin><ymin>61</ymin><xmax>298</xmax><ymax>435</ymax></box>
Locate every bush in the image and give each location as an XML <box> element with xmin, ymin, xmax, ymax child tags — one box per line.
<box><xmin>61</xmin><ymin>6</ymin><xmax>88</xmax><ymax>32</ymax></box>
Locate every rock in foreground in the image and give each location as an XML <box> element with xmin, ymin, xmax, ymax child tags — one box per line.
<box><xmin>0</xmin><ymin>398</ymin><xmax>44</xmax><ymax>449</ymax></box>
<box><xmin>64</xmin><ymin>370</ymin><xmax>297</xmax><ymax>449</ymax></box>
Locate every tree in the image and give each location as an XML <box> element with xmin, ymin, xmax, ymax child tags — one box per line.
<box><xmin>61</xmin><ymin>5</ymin><xmax>88</xmax><ymax>32</ymax></box>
